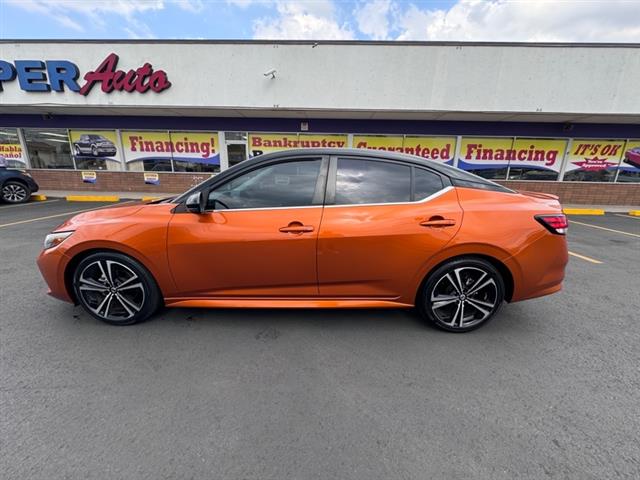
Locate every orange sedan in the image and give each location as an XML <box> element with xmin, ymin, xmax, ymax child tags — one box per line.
<box><xmin>37</xmin><ymin>149</ymin><xmax>568</xmax><ymax>332</ymax></box>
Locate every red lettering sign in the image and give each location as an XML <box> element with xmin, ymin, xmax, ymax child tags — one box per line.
<box><xmin>79</xmin><ymin>53</ymin><xmax>171</xmax><ymax>96</ymax></box>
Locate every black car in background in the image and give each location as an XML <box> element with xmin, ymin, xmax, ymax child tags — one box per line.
<box><xmin>72</xmin><ymin>134</ymin><xmax>117</xmax><ymax>157</ymax></box>
<box><xmin>0</xmin><ymin>157</ymin><xmax>39</xmax><ymax>203</ymax></box>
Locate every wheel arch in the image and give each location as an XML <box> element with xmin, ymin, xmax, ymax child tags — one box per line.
<box><xmin>416</xmin><ymin>253</ymin><xmax>515</xmax><ymax>305</ymax></box>
<box><xmin>63</xmin><ymin>247</ymin><xmax>164</xmax><ymax>305</ymax></box>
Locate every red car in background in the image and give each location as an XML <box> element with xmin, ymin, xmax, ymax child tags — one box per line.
<box><xmin>624</xmin><ymin>147</ymin><xmax>640</xmax><ymax>169</ymax></box>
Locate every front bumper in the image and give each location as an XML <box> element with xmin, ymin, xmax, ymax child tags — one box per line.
<box><xmin>36</xmin><ymin>247</ymin><xmax>73</xmax><ymax>303</ymax></box>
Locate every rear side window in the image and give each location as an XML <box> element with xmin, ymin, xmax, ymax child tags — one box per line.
<box><xmin>414</xmin><ymin>168</ymin><xmax>444</xmax><ymax>200</ymax></box>
<box><xmin>335</xmin><ymin>158</ymin><xmax>411</xmax><ymax>205</ymax></box>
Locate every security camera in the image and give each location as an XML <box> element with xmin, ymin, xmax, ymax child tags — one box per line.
<box><xmin>263</xmin><ymin>69</ymin><xmax>276</xmax><ymax>79</ymax></box>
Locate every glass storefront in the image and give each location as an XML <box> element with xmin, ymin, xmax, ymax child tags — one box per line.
<box><xmin>23</xmin><ymin>128</ymin><xmax>74</xmax><ymax>169</ymax></box>
<box><xmin>2</xmin><ymin>126</ymin><xmax>638</xmax><ymax>183</ymax></box>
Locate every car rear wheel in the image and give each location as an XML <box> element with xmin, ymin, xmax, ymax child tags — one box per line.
<box><xmin>91</xmin><ymin>145</ymin><xmax>99</xmax><ymax>156</ymax></box>
<box><xmin>1</xmin><ymin>181</ymin><xmax>30</xmax><ymax>203</ymax></box>
<box><xmin>73</xmin><ymin>252</ymin><xmax>162</xmax><ymax>325</ymax></box>
<box><xmin>418</xmin><ymin>258</ymin><xmax>504</xmax><ymax>332</ymax></box>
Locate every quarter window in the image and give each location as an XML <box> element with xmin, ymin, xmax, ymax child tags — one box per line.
<box><xmin>414</xmin><ymin>167</ymin><xmax>444</xmax><ymax>200</ymax></box>
<box><xmin>335</xmin><ymin>158</ymin><xmax>411</xmax><ymax>205</ymax></box>
<box><xmin>208</xmin><ymin>158</ymin><xmax>322</xmax><ymax>210</ymax></box>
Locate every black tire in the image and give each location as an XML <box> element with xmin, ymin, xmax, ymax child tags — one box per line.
<box><xmin>91</xmin><ymin>145</ymin><xmax>98</xmax><ymax>156</ymax></box>
<box><xmin>72</xmin><ymin>252</ymin><xmax>162</xmax><ymax>325</ymax></box>
<box><xmin>417</xmin><ymin>257</ymin><xmax>505</xmax><ymax>333</ymax></box>
<box><xmin>1</xmin><ymin>180</ymin><xmax>31</xmax><ymax>204</ymax></box>
<box><xmin>74</xmin><ymin>145</ymin><xmax>81</xmax><ymax>156</ymax></box>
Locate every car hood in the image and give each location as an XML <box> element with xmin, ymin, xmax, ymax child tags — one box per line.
<box><xmin>54</xmin><ymin>203</ymin><xmax>145</xmax><ymax>231</ymax></box>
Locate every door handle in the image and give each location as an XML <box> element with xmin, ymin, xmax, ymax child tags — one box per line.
<box><xmin>279</xmin><ymin>222</ymin><xmax>314</xmax><ymax>234</ymax></box>
<box><xmin>420</xmin><ymin>216</ymin><xmax>456</xmax><ymax>228</ymax></box>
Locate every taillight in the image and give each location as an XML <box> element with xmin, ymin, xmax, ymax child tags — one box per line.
<box><xmin>535</xmin><ymin>214</ymin><xmax>568</xmax><ymax>235</ymax></box>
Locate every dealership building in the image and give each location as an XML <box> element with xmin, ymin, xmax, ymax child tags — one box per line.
<box><xmin>0</xmin><ymin>40</ymin><xmax>638</xmax><ymax>205</ymax></box>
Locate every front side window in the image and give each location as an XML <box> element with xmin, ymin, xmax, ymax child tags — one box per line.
<box><xmin>335</xmin><ymin>158</ymin><xmax>411</xmax><ymax>205</ymax></box>
<box><xmin>208</xmin><ymin>158</ymin><xmax>322</xmax><ymax>210</ymax></box>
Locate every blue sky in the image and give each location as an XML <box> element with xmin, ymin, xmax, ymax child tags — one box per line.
<box><xmin>0</xmin><ymin>1</ymin><xmax>638</xmax><ymax>42</ymax></box>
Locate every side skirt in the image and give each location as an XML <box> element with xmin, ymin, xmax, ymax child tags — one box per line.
<box><xmin>164</xmin><ymin>297</ymin><xmax>414</xmax><ymax>309</ymax></box>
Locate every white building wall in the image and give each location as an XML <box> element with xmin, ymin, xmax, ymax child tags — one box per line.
<box><xmin>0</xmin><ymin>41</ymin><xmax>639</xmax><ymax>116</ymax></box>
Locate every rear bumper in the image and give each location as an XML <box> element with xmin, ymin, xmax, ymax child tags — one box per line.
<box><xmin>509</xmin><ymin>232</ymin><xmax>568</xmax><ymax>302</ymax></box>
<box><xmin>36</xmin><ymin>248</ymin><xmax>73</xmax><ymax>303</ymax></box>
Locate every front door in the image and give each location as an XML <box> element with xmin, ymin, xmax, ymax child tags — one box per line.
<box><xmin>167</xmin><ymin>157</ymin><xmax>327</xmax><ymax>298</ymax></box>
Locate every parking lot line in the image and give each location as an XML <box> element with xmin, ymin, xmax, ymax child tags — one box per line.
<box><xmin>0</xmin><ymin>199</ymin><xmax>60</xmax><ymax>209</ymax></box>
<box><xmin>568</xmin><ymin>251</ymin><xmax>603</xmax><ymax>264</ymax></box>
<box><xmin>0</xmin><ymin>201</ymin><xmax>134</xmax><ymax>229</ymax></box>
<box><xmin>613</xmin><ymin>213</ymin><xmax>640</xmax><ymax>220</ymax></box>
<box><xmin>570</xmin><ymin>220</ymin><xmax>640</xmax><ymax>238</ymax></box>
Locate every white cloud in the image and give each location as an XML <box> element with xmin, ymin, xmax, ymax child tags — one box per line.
<box><xmin>5</xmin><ymin>0</ymin><xmax>166</xmax><ymax>37</ymax></box>
<box><xmin>354</xmin><ymin>0</ymin><xmax>393</xmax><ymax>40</ymax></box>
<box><xmin>395</xmin><ymin>0</ymin><xmax>640</xmax><ymax>42</ymax></box>
<box><xmin>253</xmin><ymin>1</ymin><xmax>354</xmax><ymax>40</ymax></box>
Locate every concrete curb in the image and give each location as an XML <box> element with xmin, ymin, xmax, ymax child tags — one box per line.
<box><xmin>30</xmin><ymin>194</ymin><xmax>48</xmax><ymax>201</ymax></box>
<box><xmin>65</xmin><ymin>195</ymin><xmax>120</xmax><ymax>202</ymax></box>
<box><xmin>629</xmin><ymin>210</ymin><xmax>640</xmax><ymax>217</ymax></box>
<box><xmin>563</xmin><ymin>208</ymin><xmax>605</xmax><ymax>215</ymax></box>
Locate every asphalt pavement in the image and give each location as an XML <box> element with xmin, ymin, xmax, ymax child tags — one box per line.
<box><xmin>1</xmin><ymin>200</ymin><xmax>639</xmax><ymax>480</ymax></box>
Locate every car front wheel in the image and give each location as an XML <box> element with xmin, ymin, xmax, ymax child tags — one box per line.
<box><xmin>73</xmin><ymin>252</ymin><xmax>162</xmax><ymax>325</ymax></box>
<box><xmin>1</xmin><ymin>181</ymin><xmax>30</xmax><ymax>203</ymax></box>
<box><xmin>418</xmin><ymin>258</ymin><xmax>505</xmax><ymax>332</ymax></box>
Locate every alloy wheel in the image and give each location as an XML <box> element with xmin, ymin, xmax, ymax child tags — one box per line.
<box><xmin>77</xmin><ymin>260</ymin><xmax>146</xmax><ymax>322</ymax></box>
<box><xmin>429</xmin><ymin>266</ymin><xmax>499</xmax><ymax>330</ymax></box>
<box><xmin>2</xmin><ymin>183</ymin><xmax>28</xmax><ymax>203</ymax></box>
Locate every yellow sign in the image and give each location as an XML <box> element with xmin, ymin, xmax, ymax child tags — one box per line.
<box><xmin>458</xmin><ymin>137</ymin><xmax>567</xmax><ymax>172</ymax></box>
<box><xmin>566</xmin><ymin>139</ymin><xmax>625</xmax><ymax>172</ymax></box>
<box><xmin>353</xmin><ymin>135</ymin><xmax>455</xmax><ymax>162</ymax></box>
<box><xmin>353</xmin><ymin>135</ymin><xmax>404</xmax><ymax>151</ymax></box>
<box><xmin>249</xmin><ymin>133</ymin><xmax>348</xmax><ymax>156</ymax></box>
<box><xmin>0</xmin><ymin>143</ymin><xmax>26</xmax><ymax>167</ymax></box>
<box><xmin>122</xmin><ymin>131</ymin><xmax>219</xmax><ymax>165</ymax></box>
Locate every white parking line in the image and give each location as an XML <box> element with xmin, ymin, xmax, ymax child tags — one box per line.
<box><xmin>613</xmin><ymin>213</ymin><xmax>640</xmax><ymax>220</ymax></box>
<box><xmin>0</xmin><ymin>201</ymin><xmax>134</xmax><ymax>229</ymax></box>
<box><xmin>570</xmin><ymin>220</ymin><xmax>640</xmax><ymax>238</ymax></box>
<box><xmin>0</xmin><ymin>199</ymin><xmax>60</xmax><ymax>209</ymax></box>
<box><xmin>568</xmin><ymin>251</ymin><xmax>603</xmax><ymax>264</ymax></box>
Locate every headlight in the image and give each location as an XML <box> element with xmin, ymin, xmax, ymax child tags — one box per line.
<box><xmin>43</xmin><ymin>231</ymin><xmax>74</xmax><ymax>250</ymax></box>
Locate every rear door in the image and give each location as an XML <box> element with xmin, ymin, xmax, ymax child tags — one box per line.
<box><xmin>317</xmin><ymin>156</ymin><xmax>463</xmax><ymax>299</ymax></box>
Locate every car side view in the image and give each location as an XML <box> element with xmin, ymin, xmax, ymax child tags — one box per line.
<box><xmin>0</xmin><ymin>158</ymin><xmax>40</xmax><ymax>204</ymax></box>
<box><xmin>72</xmin><ymin>134</ymin><xmax>117</xmax><ymax>157</ymax></box>
<box><xmin>37</xmin><ymin>149</ymin><xmax>568</xmax><ymax>332</ymax></box>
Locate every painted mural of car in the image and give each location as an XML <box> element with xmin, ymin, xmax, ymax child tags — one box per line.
<box><xmin>624</xmin><ymin>147</ymin><xmax>640</xmax><ymax>169</ymax></box>
<box><xmin>73</xmin><ymin>134</ymin><xmax>117</xmax><ymax>157</ymax></box>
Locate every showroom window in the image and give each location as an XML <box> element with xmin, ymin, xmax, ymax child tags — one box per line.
<box><xmin>23</xmin><ymin>128</ymin><xmax>74</xmax><ymax>169</ymax></box>
<box><xmin>615</xmin><ymin>140</ymin><xmax>640</xmax><ymax>183</ymax></box>
<box><xmin>561</xmin><ymin>139</ymin><xmax>625</xmax><ymax>182</ymax></box>
<box><xmin>208</xmin><ymin>158</ymin><xmax>323</xmax><ymax>210</ymax></box>
<box><xmin>69</xmin><ymin>130</ymin><xmax>123</xmax><ymax>171</ymax></box>
<box><xmin>122</xmin><ymin>130</ymin><xmax>220</xmax><ymax>173</ymax></box>
<box><xmin>0</xmin><ymin>128</ymin><xmax>26</xmax><ymax>169</ymax></box>
<box><xmin>335</xmin><ymin>158</ymin><xmax>411</xmax><ymax>205</ymax></box>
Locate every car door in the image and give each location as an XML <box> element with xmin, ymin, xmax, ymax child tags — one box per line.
<box><xmin>317</xmin><ymin>156</ymin><xmax>463</xmax><ymax>299</ymax></box>
<box><xmin>167</xmin><ymin>156</ymin><xmax>327</xmax><ymax>298</ymax></box>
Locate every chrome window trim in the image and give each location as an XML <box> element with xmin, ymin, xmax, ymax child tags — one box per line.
<box><xmin>324</xmin><ymin>185</ymin><xmax>453</xmax><ymax>208</ymax></box>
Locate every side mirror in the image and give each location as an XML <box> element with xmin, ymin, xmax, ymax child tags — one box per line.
<box><xmin>185</xmin><ymin>191</ymin><xmax>205</xmax><ymax>213</ymax></box>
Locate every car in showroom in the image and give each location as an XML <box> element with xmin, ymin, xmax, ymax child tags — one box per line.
<box><xmin>37</xmin><ymin>149</ymin><xmax>568</xmax><ymax>332</ymax></box>
<box><xmin>72</xmin><ymin>134</ymin><xmax>117</xmax><ymax>157</ymax></box>
<box><xmin>0</xmin><ymin>156</ymin><xmax>40</xmax><ymax>203</ymax></box>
